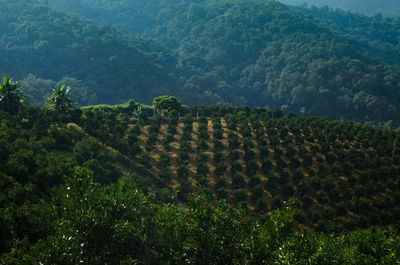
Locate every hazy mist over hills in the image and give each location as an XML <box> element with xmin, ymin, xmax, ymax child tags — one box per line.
<box><xmin>278</xmin><ymin>0</ymin><xmax>400</xmax><ymax>17</ymax></box>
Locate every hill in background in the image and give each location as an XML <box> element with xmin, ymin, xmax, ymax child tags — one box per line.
<box><xmin>278</xmin><ymin>0</ymin><xmax>400</xmax><ymax>17</ymax></box>
<box><xmin>0</xmin><ymin>0</ymin><xmax>184</xmax><ymax>106</ymax></box>
<box><xmin>2</xmin><ymin>0</ymin><xmax>400</xmax><ymax>127</ymax></box>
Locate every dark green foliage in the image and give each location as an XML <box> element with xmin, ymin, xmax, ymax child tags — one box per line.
<box><xmin>266</xmin><ymin>173</ymin><xmax>280</xmax><ymax>189</ymax></box>
<box><xmin>177</xmin><ymin>150</ymin><xmax>190</xmax><ymax>164</ymax></box>
<box><xmin>245</xmin><ymin>159</ymin><xmax>258</xmax><ymax>175</ymax></box>
<box><xmin>196</xmin><ymin>139</ymin><xmax>208</xmax><ymax>152</ymax></box>
<box><xmin>229</xmin><ymin>150</ymin><xmax>240</xmax><ymax>161</ymax></box>
<box><xmin>212</xmin><ymin>118</ymin><xmax>224</xmax><ymax>140</ymax></box>
<box><xmin>180</xmin><ymin>141</ymin><xmax>191</xmax><ymax>154</ymax></box>
<box><xmin>196</xmin><ymin>162</ymin><xmax>208</xmax><ymax>177</ymax></box>
<box><xmin>234</xmin><ymin>189</ymin><xmax>247</xmax><ymax>203</ymax></box>
<box><xmin>283</xmin><ymin>185</ymin><xmax>295</xmax><ymax>197</ymax></box>
<box><xmin>256</xmin><ymin>198</ymin><xmax>268</xmax><ymax>213</ymax></box>
<box><xmin>230</xmin><ymin>161</ymin><xmax>242</xmax><ymax>174</ymax></box>
<box><xmin>214</xmin><ymin>162</ymin><xmax>227</xmax><ymax>177</ymax></box>
<box><xmin>243</xmin><ymin>148</ymin><xmax>255</xmax><ymax>162</ymax></box>
<box><xmin>216</xmin><ymin>187</ymin><xmax>228</xmax><ymax>200</ymax></box>
<box><xmin>157</xmin><ymin>169</ymin><xmax>172</xmax><ymax>183</ymax></box>
<box><xmin>232</xmin><ymin>174</ymin><xmax>246</xmax><ymax>190</ymax></box>
<box><xmin>276</xmin><ymin>157</ymin><xmax>288</xmax><ymax>169</ymax></box>
<box><xmin>213</xmin><ymin>140</ymin><xmax>224</xmax><ymax>151</ymax></box>
<box><xmin>289</xmin><ymin>156</ymin><xmax>300</xmax><ymax>169</ymax></box>
<box><xmin>215</xmin><ymin>178</ymin><xmax>226</xmax><ymax>191</ymax></box>
<box><xmin>259</xmin><ymin>146</ymin><xmax>269</xmax><ymax>157</ymax></box>
<box><xmin>2</xmin><ymin>97</ymin><xmax>400</xmax><ymax>262</ymax></box>
<box><xmin>163</xmin><ymin>134</ymin><xmax>174</xmax><ymax>149</ymax></box>
<box><xmin>2</xmin><ymin>0</ymin><xmax>400</xmax><ymax>127</ymax></box>
<box><xmin>153</xmin><ymin>96</ymin><xmax>182</xmax><ymax>114</ymax></box>
<box><xmin>213</xmin><ymin>151</ymin><xmax>223</xmax><ymax>163</ymax></box>
<box><xmin>139</xmin><ymin>154</ymin><xmax>152</xmax><ymax>169</ymax></box>
<box><xmin>228</xmin><ymin>133</ymin><xmax>240</xmax><ymax>149</ymax></box>
<box><xmin>197</xmin><ymin>153</ymin><xmax>208</xmax><ymax>164</ymax></box>
<box><xmin>0</xmin><ymin>1</ymin><xmax>184</xmax><ymax>106</ymax></box>
<box><xmin>198</xmin><ymin>128</ymin><xmax>209</xmax><ymax>140</ymax></box>
<box><xmin>250</xmin><ymin>184</ymin><xmax>264</xmax><ymax>203</ymax></box>
<box><xmin>303</xmin><ymin>153</ymin><xmax>313</xmax><ymax>167</ymax></box>
<box><xmin>272</xmin><ymin>196</ymin><xmax>283</xmax><ymax>209</ymax></box>
<box><xmin>47</xmin><ymin>85</ymin><xmax>74</xmax><ymax>113</ymax></box>
<box><xmin>248</xmin><ymin>176</ymin><xmax>261</xmax><ymax>189</ymax></box>
<box><xmin>197</xmin><ymin>176</ymin><xmax>208</xmax><ymax>187</ymax></box>
<box><xmin>127</xmin><ymin>126</ymin><xmax>140</xmax><ymax>145</ymax></box>
<box><xmin>242</xmin><ymin>137</ymin><xmax>254</xmax><ymax>149</ymax></box>
<box><xmin>261</xmin><ymin>158</ymin><xmax>273</xmax><ymax>173</ymax></box>
<box><xmin>0</xmin><ymin>77</ymin><xmax>23</xmax><ymax>114</ymax></box>
<box><xmin>179</xmin><ymin>179</ymin><xmax>193</xmax><ymax>198</ymax></box>
<box><xmin>158</xmin><ymin>153</ymin><xmax>171</xmax><ymax>168</ymax></box>
<box><xmin>177</xmin><ymin>165</ymin><xmax>190</xmax><ymax>179</ymax></box>
<box><xmin>73</xmin><ymin>137</ymin><xmax>121</xmax><ymax>183</ymax></box>
<box><xmin>181</xmin><ymin>130</ymin><xmax>192</xmax><ymax>141</ymax></box>
<box><xmin>293</xmin><ymin>169</ymin><xmax>304</xmax><ymax>183</ymax></box>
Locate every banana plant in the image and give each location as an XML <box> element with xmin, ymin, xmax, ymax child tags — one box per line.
<box><xmin>47</xmin><ymin>85</ymin><xmax>73</xmax><ymax>113</ymax></box>
<box><xmin>0</xmin><ymin>77</ymin><xmax>23</xmax><ymax>114</ymax></box>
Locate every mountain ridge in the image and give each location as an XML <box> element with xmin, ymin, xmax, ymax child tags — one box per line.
<box><xmin>278</xmin><ymin>0</ymin><xmax>400</xmax><ymax>17</ymax></box>
<box><xmin>2</xmin><ymin>0</ymin><xmax>400</xmax><ymax>127</ymax></box>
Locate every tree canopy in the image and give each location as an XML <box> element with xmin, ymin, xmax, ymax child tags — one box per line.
<box><xmin>0</xmin><ymin>77</ymin><xmax>23</xmax><ymax>114</ymax></box>
<box><xmin>12</xmin><ymin>0</ymin><xmax>398</xmax><ymax>127</ymax></box>
<box><xmin>47</xmin><ymin>85</ymin><xmax>74</xmax><ymax>113</ymax></box>
<box><xmin>153</xmin><ymin>95</ymin><xmax>182</xmax><ymax>114</ymax></box>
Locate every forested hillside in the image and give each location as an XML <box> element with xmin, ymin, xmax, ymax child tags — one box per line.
<box><xmin>2</xmin><ymin>0</ymin><xmax>400</xmax><ymax>126</ymax></box>
<box><xmin>1</xmin><ymin>86</ymin><xmax>399</xmax><ymax>262</ymax></box>
<box><xmin>0</xmin><ymin>0</ymin><xmax>184</xmax><ymax>105</ymax></box>
<box><xmin>292</xmin><ymin>5</ymin><xmax>400</xmax><ymax>66</ymax></box>
<box><xmin>279</xmin><ymin>0</ymin><xmax>400</xmax><ymax>17</ymax></box>
<box><xmin>47</xmin><ymin>0</ymin><xmax>400</xmax><ymax>127</ymax></box>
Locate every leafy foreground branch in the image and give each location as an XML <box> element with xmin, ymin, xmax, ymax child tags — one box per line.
<box><xmin>2</xmin><ymin>168</ymin><xmax>399</xmax><ymax>265</ymax></box>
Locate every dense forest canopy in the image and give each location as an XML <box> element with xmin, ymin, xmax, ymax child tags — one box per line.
<box><xmin>46</xmin><ymin>0</ymin><xmax>400</xmax><ymax>127</ymax></box>
<box><xmin>278</xmin><ymin>0</ymin><xmax>400</xmax><ymax>17</ymax></box>
<box><xmin>0</xmin><ymin>0</ymin><xmax>185</xmax><ymax>106</ymax></box>
<box><xmin>2</xmin><ymin>0</ymin><xmax>400</xmax><ymax>127</ymax></box>
<box><xmin>290</xmin><ymin>5</ymin><xmax>400</xmax><ymax>67</ymax></box>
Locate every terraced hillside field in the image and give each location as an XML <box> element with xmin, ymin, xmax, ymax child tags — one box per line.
<box><xmin>79</xmin><ymin>104</ymin><xmax>400</xmax><ymax>233</ymax></box>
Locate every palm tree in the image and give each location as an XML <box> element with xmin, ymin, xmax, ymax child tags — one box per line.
<box><xmin>47</xmin><ymin>85</ymin><xmax>73</xmax><ymax>113</ymax></box>
<box><xmin>0</xmin><ymin>77</ymin><xmax>23</xmax><ymax>114</ymax></box>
